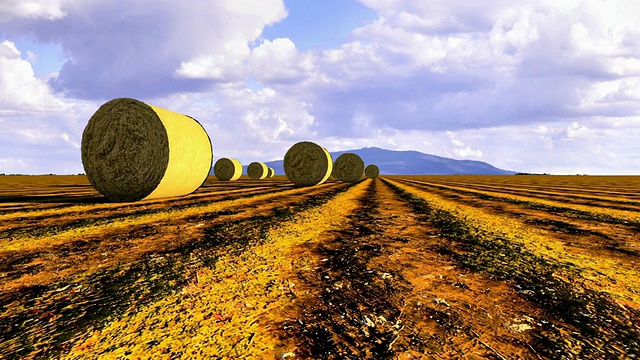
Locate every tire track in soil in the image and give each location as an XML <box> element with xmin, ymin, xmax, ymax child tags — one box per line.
<box><xmin>0</xmin><ymin>182</ymin><xmax>355</xmax><ymax>360</ymax></box>
<box><xmin>284</xmin><ymin>179</ymin><xmax>550</xmax><ymax>359</ymax></box>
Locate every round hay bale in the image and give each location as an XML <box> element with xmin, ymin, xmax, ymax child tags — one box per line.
<box><xmin>365</xmin><ymin>164</ymin><xmax>380</xmax><ymax>178</ymax></box>
<box><xmin>267</xmin><ymin>167</ymin><xmax>275</xmax><ymax>177</ymax></box>
<box><xmin>333</xmin><ymin>153</ymin><xmax>365</xmax><ymax>183</ymax></box>
<box><xmin>214</xmin><ymin>158</ymin><xmax>242</xmax><ymax>181</ymax></box>
<box><xmin>247</xmin><ymin>162</ymin><xmax>268</xmax><ymax>179</ymax></box>
<box><xmin>81</xmin><ymin>98</ymin><xmax>212</xmax><ymax>202</ymax></box>
<box><xmin>283</xmin><ymin>141</ymin><xmax>333</xmax><ymax>187</ymax></box>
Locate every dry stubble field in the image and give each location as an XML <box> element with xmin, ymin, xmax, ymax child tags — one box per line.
<box><xmin>0</xmin><ymin>174</ymin><xmax>639</xmax><ymax>359</ymax></box>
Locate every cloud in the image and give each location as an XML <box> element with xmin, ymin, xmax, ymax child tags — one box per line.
<box><xmin>0</xmin><ymin>0</ymin><xmax>65</xmax><ymax>22</ymax></box>
<box><xmin>561</xmin><ymin>121</ymin><xmax>595</xmax><ymax>140</ymax></box>
<box><xmin>1</xmin><ymin>0</ymin><xmax>639</xmax><ymax>174</ymax></box>
<box><xmin>0</xmin><ymin>40</ymin><xmax>66</xmax><ymax>115</ymax></box>
<box><xmin>254</xmin><ymin>0</ymin><xmax>640</xmax><ymax>138</ymax></box>
<box><xmin>142</xmin><ymin>83</ymin><xmax>317</xmax><ymax>165</ymax></box>
<box><xmin>0</xmin><ymin>40</ymin><xmax>96</xmax><ymax>174</ymax></box>
<box><xmin>2</xmin><ymin>0</ymin><xmax>287</xmax><ymax>100</ymax></box>
<box><xmin>248</xmin><ymin>38</ymin><xmax>314</xmax><ymax>83</ymax></box>
<box><xmin>445</xmin><ymin>131</ymin><xmax>483</xmax><ymax>158</ymax></box>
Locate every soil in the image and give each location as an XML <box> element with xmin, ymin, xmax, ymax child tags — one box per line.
<box><xmin>1</xmin><ymin>175</ymin><xmax>639</xmax><ymax>359</ymax></box>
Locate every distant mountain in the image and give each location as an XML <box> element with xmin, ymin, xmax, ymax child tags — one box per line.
<box><xmin>211</xmin><ymin>147</ymin><xmax>516</xmax><ymax>176</ymax></box>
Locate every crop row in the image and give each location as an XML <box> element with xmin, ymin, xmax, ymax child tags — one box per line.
<box><xmin>383</xmin><ymin>178</ymin><xmax>640</xmax><ymax>358</ymax></box>
<box><xmin>392</xmin><ymin>177</ymin><xmax>640</xmax><ymax>226</ymax></box>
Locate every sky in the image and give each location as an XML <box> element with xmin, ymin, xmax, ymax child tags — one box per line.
<box><xmin>1</xmin><ymin>0</ymin><xmax>639</xmax><ymax>175</ymax></box>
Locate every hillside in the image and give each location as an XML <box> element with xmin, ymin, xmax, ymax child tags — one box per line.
<box><xmin>214</xmin><ymin>147</ymin><xmax>516</xmax><ymax>176</ymax></box>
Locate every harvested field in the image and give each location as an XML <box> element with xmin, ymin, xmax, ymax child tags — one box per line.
<box><xmin>1</xmin><ymin>174</ymin><xmax>639</xmax><ymax>359</ymax></box>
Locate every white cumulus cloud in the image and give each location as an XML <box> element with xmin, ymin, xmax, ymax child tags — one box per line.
<box><xmin>0</xmin><ymin>40</ymin><xmax>66</xmax><ymax>115</ymax></box>
<box><xmin>0</xmin><ymin>0</ymin><xmax>65</xmax><ymax>22</ymax></box>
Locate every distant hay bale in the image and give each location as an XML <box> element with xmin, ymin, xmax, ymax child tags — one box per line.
<box><xmin>247</xmin><ymin>162</ymin><xmax>268</xmax><ymax>179</ymax></box>
<box><xmin>365</xmin><ymin>164</ymin><xmax>380</xmax><ymax>178</ymax></box>
<box><xmin>81</xmin><ymin>98</ymin><xmax>212</xmax><ymax>202</ymax></box>
<box><xmin>214</xmin><ymin>158</ymin><xmax>242</xmax><ymax>181</ymax></box>
<box><xmin>283</xmin><ymin>141</ymin><xmax>332</xmax><ymax>187</ymax></box>
<box><xmin>333</xmin><ymin>153</ymin><xmax>365</xmax><ymax>183</ymax></box>
<box><xmin>267</xmin><ymin>167</ymin><xmax>275</xmax><ymax>177</ymax></box>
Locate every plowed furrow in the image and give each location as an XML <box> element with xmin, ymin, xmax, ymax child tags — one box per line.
<box><xmin>394</xmin><ymin>178</ymin><xmax>640</xmax><ymax>229</ymax></box>
<box><xmin>412</xmin><ymin>177</ymin><xmax>640</xmax><ymax>198</ymax></box>
<box><xmin>0</xmin><ymin>182</ymin><xmax>348</xmax><ymax>292</ymax></box>
<box><xmin>0</xmin><ymin>186</ymin><xmax>290</xmax><ymax>240</ymax></box>
<box><xmin>0</xmin><ymin>179</ymin><xmax>293</xmax><ymax>221</ymax></box>
<box><xmin>435</xmin><ymin>180</ymin><xmax>640</xmax><ymax>200</ymax></box>
<box><xmin>422</xmin><ymin>179</ymin><xmax>640</xmax><ymax>211</ymax></box>
<box><xmin>408</xmin><ymin>175</ymin><xmax>640</xmax><ymax>195</ymax></box>
<box><xmin>0</xmin><ymin>181</ymin><xmax>354</xmax><ymax>360</ymax></box>
<box><xmin>388</xmin><ymin>178</ymin><xmax>640</xmax><ymax>262</ymax></box>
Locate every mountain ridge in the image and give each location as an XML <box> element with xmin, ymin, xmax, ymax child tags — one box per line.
<box><xmin>211</xmin><ymin>146</ymin><xmax>516</xmax><ymax>176</ymax></box>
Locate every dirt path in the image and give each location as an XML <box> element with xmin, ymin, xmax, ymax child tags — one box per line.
<box><xmin>283</xmin><ymin>178</ymin><xmax>554</xmax><ymax>359</ymax></box>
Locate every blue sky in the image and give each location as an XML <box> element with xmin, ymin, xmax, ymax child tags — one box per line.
<box><xmin>261</xmin><ymin>0</ymin><xmax>377</xmax><ymax>50</ymax></box>
<box><xmin>1</xmin><ymin>0</ymin><xmax>640</xmax><ymax>175</ymax></box>
<box><xmin>14</xmin><ymin>40</ymin><xmax>66</xmax><ymax>77</ymax></box>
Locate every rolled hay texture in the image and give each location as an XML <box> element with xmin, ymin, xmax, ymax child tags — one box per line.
<box><xmin>81</xmin><ymin>98</ymin><xmax>213</xmax><ymax>202</ymax></box>
<box><xmin>333</xmin><ymin>153</ymin><xmax>365</xmax><ymax>183</ymax></box>
<box><xmin>247</xmin><ymin>162</ymin><xmax>268</xmax><ymax>179</ymax></box>
<box><xmin>267</xmin><ymin>167</ymin><xmax>275</xmax><ymax>177</ymax></box>
<box><xmin>283</xmin><ymin>141</ymin><xmax>333</xmax><ymax>187</ymax></box>
<box><xmin>365</xmin><ymin>164</ymin><xmax>380</xmax><ymax>178</ymax></box>
<box><xmin>214</xmin><ymin>158</ymin><xmax>242</xmax><ymax>181</ymax></box>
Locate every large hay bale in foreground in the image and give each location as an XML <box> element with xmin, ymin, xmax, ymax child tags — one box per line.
<box><xmin>247</xmin><ymin>162</ymin><xmax>268</xmax><ymax>179</ymax></box>
<box><xmin>267</xmin><ymin>167</ymin><xmax>275</xmax><ymax>177</ymax></box>
<box><xmin>284</xmin><ymin>141</ymin><xmax>332</xmax><ymax>187</ymax></box>
<box><xmin>333</xmin><ymin>153</ymin><xmax>365</xmax><ymax>183</ymax></box>
<box><xmin>81</xmin><ymin>98</ymin><xmax>212</xmax><ymax>202</ymax></box>
<box><xmin>365</xmin><ymin>164</ymin><xmax>380</xmax><ymax>178</ymax></box>
<box><xmin>214</xmin><ymin>158</ymin><xmax>242</xmax><ymax>181</ymax></box>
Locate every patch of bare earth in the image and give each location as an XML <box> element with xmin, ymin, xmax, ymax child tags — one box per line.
<box><xmin>282</xmin><ymin>179</ymin><xmax>551</xmax><ymax>359</ymax></box>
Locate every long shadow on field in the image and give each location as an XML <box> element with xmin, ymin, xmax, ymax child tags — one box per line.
<box><xmin>0</xmin><ymin>183</ymin><xmax>354</xmax><ymax>360</ymax></box>
<box><xmin>284</xmin><ymin>180</ymin><xmax>409</xmax><ymax>359</ymax></box>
